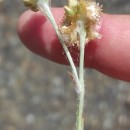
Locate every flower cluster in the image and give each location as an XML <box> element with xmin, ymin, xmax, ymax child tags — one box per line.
<box><xmin>23</xmin><ymin>0</ymin><xmax>102</xmax><ymax>47</ymax></box>
<box><xmin>60</xmin><ymin>0</ymin><xmax>102</xmax><ymax>47</ymax></box>
<box><xmin>23</xmin><ymin>0</ymin><xmax>38</xmax><ymax>11</ymax></box>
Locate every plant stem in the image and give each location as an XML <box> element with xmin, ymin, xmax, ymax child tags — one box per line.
<box><xmin>76</xmin><ymin>21</ymin><xmax>86</xmax><ymax>130</ymax></box>
<box><xmin>38</xmin><ymin>2</ymin><xmax>86</xmax><ymax>130</ymax></box>
<box><xmin>38</xmin><ymin>1</ymin><xmax>81</xmax><ymax>89</ymax></box>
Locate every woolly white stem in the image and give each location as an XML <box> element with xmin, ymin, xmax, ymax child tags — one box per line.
<box><xmin>37</xmin><ymin>0</ymin><xmax>81</xmax><ymax>89</ymax></box>
<box><xmin>76</xmin><ymin>20</ymin><xmax>86</xmax><ymax>130</ymax></box>
<box><xmin>37</xmin><ymin>1</ymin><xmax>86</xmax><ymax>130</ymax></box>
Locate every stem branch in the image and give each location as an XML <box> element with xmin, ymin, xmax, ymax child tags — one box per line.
<box><xmin>38</xmin><ymin>1</ymin><xmax>81</xmax><ymax>89</ymax></box>
<box><xmin>38</xmin><ymin>2</ymin><xmax>86</xmax><ymax>130</ymax></box>
<box><xmin>76</xmin><ymin>20</ymin><xmax>86</xmax><ymax>130</ymax></box>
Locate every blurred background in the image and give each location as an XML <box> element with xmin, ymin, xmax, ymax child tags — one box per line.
<box><xmin>0</xmin><ymin>0</ymin><xmax>130</xmax><ymax>130</ymax></box>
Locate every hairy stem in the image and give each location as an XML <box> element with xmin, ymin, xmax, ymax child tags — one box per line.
<box><xmin>37</xmin><ymin>1</ymin><xmax>81</xmax><ymax>89</ymax></box>
<box><xmin>38</xmin><ymin>1</ymin><xmax>86</xmax><ymax>130</ymax></box>
<box><xmin>76</xmin><ymin>21</ymin><xmax>86</xmax><ymax>130</ymax></box>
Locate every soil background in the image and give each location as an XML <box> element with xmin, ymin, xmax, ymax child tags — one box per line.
<box><xmin>0</xmin><ymin>0</ymin><xmax>130</xmax><ymax>130</ymax></box>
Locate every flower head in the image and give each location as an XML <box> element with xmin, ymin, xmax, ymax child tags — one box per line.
<box><xmin>23</xmin><ymin>0</ymin><xmax>39</xmax><ymax>11</ymax></box>
<box><xmin>59</xmin><ymin>0</ymin><xmax>102</xmax><ymax>47</ymax></box>
<box><xmin>23</xmin><ymin>0</ymin><xmax>50</xmax><ymax>12</ymax></box>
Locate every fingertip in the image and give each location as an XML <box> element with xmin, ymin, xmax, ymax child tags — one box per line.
<box><xmin>18</xmin><ymin>10</ymin><xmax>46</xmax><ymax>42</ymax></box>
<box><xmin>18</xmin><ymin>8</ymin><xmax>69</xmax><ymax>64</ymax></box>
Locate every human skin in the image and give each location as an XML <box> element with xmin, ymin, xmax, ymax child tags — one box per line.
<box><xmin>18</xmin><ymin>8</ymin><xmax>130</xmax><ymax>82</ymax></box>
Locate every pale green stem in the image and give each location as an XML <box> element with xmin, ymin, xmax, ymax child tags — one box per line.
<box><xmin>76</xmin><ymin>21</ymin><xmax>86</xmax><ymax>130</ymax></box>
<box><xmin>37</xmin><ymin>1</ymin><xmax>81</xmax><ymax>88</ymax></box>
<box><xmin>38</xmin><ymin>2</ymin><xmax>86</xmax><ymax>130</ymax></box>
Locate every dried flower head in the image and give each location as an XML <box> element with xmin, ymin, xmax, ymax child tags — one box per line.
<box><xmin>59</xmin><ymin>0</ymin><xmax>102</xmax><ymax>47</ymax></box>
<box><xmin>23</xmin><ymin>0</ymin><xmax>51</xmax><ymax>12</ymax></box>
<box><xmin>23</xmin><ymin>0</ymin><xmax>39</xmax><ymax>12</ymax></box>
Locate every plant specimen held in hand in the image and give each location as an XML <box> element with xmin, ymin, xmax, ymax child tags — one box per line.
<box><xmin>23</xmin><ymin>0</ymin><xmax>102</xmax><ymax>130</ymax></box>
